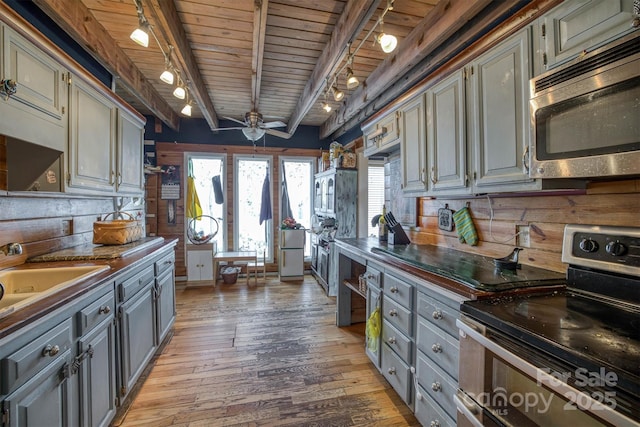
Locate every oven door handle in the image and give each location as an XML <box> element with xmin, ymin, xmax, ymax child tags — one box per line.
<box><xmin>454</xmin><ymin>391</ymin><xmax>484</xmax><ymax>427</ymax></box>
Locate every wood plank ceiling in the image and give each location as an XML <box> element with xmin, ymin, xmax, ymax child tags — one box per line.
<box><xmin>32</xmin><ymin>0</ymin><xmax>499</xmax><ymax>140</ymax></box>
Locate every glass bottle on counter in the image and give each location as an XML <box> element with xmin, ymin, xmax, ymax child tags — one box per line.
<box><xmin>379</xmin><ymin>204</ymin><xmax>388</xmax><ymax>242</ymax></box>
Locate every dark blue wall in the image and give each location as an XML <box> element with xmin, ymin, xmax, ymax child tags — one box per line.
<box><xmin>146</xmin><ymin>116</ymin><xmax>333</xmax><ymax>150</ymax></box>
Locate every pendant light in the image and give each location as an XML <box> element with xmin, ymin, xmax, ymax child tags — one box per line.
<box><xmin>181</xmin><ymin>101</ymin><xmax>192</xmax><ymax>116</ymax></box>
<box><xmin>159</xmin><ymin>48</ymin><xmax>175</xmax><ymax>84</ymax></box>
<box><xmin>173</xmin><ymin>75</ymin><xmax>186</xmax><ymax>100</ymax></box>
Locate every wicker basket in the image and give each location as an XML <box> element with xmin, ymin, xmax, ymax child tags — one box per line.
<box><xmin>93</xmin><ymin>212</ymin><xmax>143</xmax><ymax>245</ymax></box>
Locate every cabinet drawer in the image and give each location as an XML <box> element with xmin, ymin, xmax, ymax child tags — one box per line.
<box><xmin>417</xmin><ymin>291</ymin><xmax>459</xmax><ymax>338</ymax></box>
<box><xmin>382</xmin><ymin>296</ymin><xmax>412</xmax><ymax>337</ymax></box>
<box><xmin>417</xmin><ymin>350</ymin><xmax>458</xmax><ymax>419</ymax></box>
<box><xmin>365</xmin><ymin>265</ymin><xmax>382</xmax><ymax>290</ymax></box>
<box><xmin>382</xmin><ymin>319</ymin><xmax>412</xmax><ymax>364</ymax></box>
<box><xmin>416</xmin><ymin>317</ymin><xmax>459</xmax><ymax>380</ymax></box>
<box><xmin>155</xmin><ymin>251</ymin><xmax>175</xmax><ymax>276</ymax></box>
<box><xmin>381</xmin><ymin>343</ymin><xmax>411</xmax><ymax>404</ymax></box>
<box><xmin>1</xmin><ymin>318</ymin><xmax>73</xmax><ymax>394</ymax></box>
<box><xmin>118</xmin><ymin>265</ymin><xmax>154</xmax><ymax>303</ymax></box>
<box><xmin>77</xmin><ymin>290</ymin><xmax>115</xmax><ymax>336</ymax></box>
<box><xmin>414</xmin><ymin>384</ymin><xmax>456</xmax><ymax>427</ymax></box>
<box><xmin>384</xmin><ymin>273</ymin><xmax>413</xmax><ymax>309</ymax></box>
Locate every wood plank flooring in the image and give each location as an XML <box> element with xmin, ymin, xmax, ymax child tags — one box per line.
<box><xmin>115</xmin><ymin>275</ymin><xmax>421</xmax><ymax>427</ymax></box>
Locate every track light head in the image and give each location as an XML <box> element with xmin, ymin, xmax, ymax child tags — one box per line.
<box><xmin>160</xmin><ymin>68</ymin><xmax>174</xmax><ymax>84</ymax></box>
<box><xmin>173</xmin><ymin>84</ymin><xmax>186</xmax><ymax>99</ymax></box>
<box><xmin>346</xmin><ymin>67</ymin><xmax>359</xmax><ymax>89</ymax></box>
<box><xmin>377</xmin><ymin>32</ymin><xmax>397</xmax><ymax>53</ymax></box>
<box><xmin>332</xmin><ymin>86</ymin><xmax>344</xmax><ymax>101</ymax></box>
<box><xmin>181</xmin><ymin>102</ymin><xmax>192</xmax><ymax>116</ymax></box>
<box><xmin>322</xmin><ymin>101</ymin><xmax>332</xmax><ymax>113</ymax></box>
<box><xmin>130</xmin><ymin>20</ymin><xmax>150</xmax><ymax>47</ymax></box>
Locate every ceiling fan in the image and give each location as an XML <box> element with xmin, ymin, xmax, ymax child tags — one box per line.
<box><xmin>213</xmin><ymin>111</ymin><xmax>291</xmax><ymax>141</ymax></box>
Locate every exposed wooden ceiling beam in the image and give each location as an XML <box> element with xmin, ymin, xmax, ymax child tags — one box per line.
<box><xmin>31</xmin><ymin>0</ymin><xmax>180</xmax><ymax>130</ymax></box>
<box><xmin>251</xmin><ymin>0</ymin><xmax>269</xmax><ymax>112</ymax></box>
<box><xmin>286</xmin><ymin>0</ymin><xmax>383</xmax><ymax>137</ymax></box>
<box><xmin>148</xmin><ymin>0</ymin><xmax>219</xmax><ymax>129</ymax></box>
<box><xmin>320</xmin><ymin>0</ymin><xmax>493</xmax><ymax>139</ymax></box>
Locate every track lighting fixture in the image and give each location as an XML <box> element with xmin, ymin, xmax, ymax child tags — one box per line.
<box><xmin>181</xmin><ymin>101</ymin><xmax>192</xmax><ymax>116</ymax></box>
<box><xmin>173</xmin><ymin>76</ymin><xmax>186</xmax><ymax>99</ymax></box>
<box><xmin>318</xmin><ymin>0</ymin><xmax>395</xmax><ymax>111</ymax></box>
<box><xmin>160</xmin><ymin>48</ymin><xmax>175</xmax><ymax>84</ymax></box>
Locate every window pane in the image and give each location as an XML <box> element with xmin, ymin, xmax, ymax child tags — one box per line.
<box><xmin>368</xmin><ymin>164</ymin><xmax>385</xmax><ymax>237</ymax></box>
<box><xmin>189</xmin><ymin>155</ymin><xmax>225</xmax><ymax>252</ymax></box>
<box><xmin>236</xmin><ymin>157</ymin><xmax>272</xmax><ymax>259</ymax></box>
<box><xmin>282</xmin><ymin>159</ymin><xmax>313</xmax><ymax>257</ymax></box>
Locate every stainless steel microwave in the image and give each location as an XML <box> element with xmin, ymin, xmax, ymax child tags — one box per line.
<box><xmin>529</xmin><ymin>32</ymin><xmax>640</xmax><ymax>179</ymax></box>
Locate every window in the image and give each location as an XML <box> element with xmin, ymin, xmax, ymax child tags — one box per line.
<box><xmin>280</xmin><ymin>157</ymin><xmax>314</xmax><ymax>257</ymax></box>
<box><xmin>367</xmin><ymin>162</ymin><xmax>385</xmax><ymax>237</ymax></box>
<box><xmin>234</xmin><ymin>155</ymin><xmax>273</xmax><ymax>260</ymax></box>
<box><xmin>186</xmin><ymin>154</ymin><xmax>226</xmax><ymax>252</ymax></box>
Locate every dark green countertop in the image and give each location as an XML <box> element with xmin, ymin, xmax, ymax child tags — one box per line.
<box><xmin>336</xmin><ymin>238</ymin><xmax>566</xmax><ymax>293</ymax></box>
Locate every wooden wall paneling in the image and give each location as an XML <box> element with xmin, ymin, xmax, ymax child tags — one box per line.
<box><xmin>0</xmin><ymin>197</ymin><xmax>113</xmax><ymax>221</ymax></box>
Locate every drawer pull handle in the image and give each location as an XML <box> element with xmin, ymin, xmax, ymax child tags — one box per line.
<box><xmin>99</xmin><ymin>306</ymin><xmax>111</xmax><ymax>315</ymax></box>
<box><xmin>388</xmin><ymin>336</ymin><xmax>397</xmax><ymax>345</ymax></box>
<box><xmin>431</xmin><ymin>382</ymin><xmax>441</xmax><ymax>392</ymax></box>
<box><xmin>432</xmin><ymin>310</ymin><xmax>443</xmax><ymax>320</ymax></box>
<box><xmin>389</xmin><ymin>309</ymin><xmax>398</xmax><ymax>317</ymax></box>
<box><xmin>42</xmin><ymin>344</ymin><xmax>60</xmax><ymax>357</ymax></box>
<box><xmin>388</xmin><ymin>367</ymin><xmax>396</xmax><ymax>375</ymax></box>
<box><xmin>389</xmin><ymin>286</ymin><xmax>398</xmax><ymax>293</ymax></box>
<box><xmin>431</xmin><ymin>343</ymin><xmax>442</xmax><ymax>353</ymax></box>
<box><xmin>164</xmin><ymin>260</ymin><xmax>173</xmax><ymax>265</ymax></box>
<box><xmin>430</xmin><ymin>421</ymin><xmax>441</xmax><ymax>427</ymax></box>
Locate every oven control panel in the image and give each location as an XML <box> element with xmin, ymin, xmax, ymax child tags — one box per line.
<box><xmin>562</xmin><ymin>224</ymin><xmax>640</xmax><ymax>276</ymax></box>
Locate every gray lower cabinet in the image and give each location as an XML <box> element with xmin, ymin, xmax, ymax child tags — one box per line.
<box><xmin>0</xmin><ymin>246</ymin><xmax>176</xmax><ymax>427</ymax></box>
<box><xmin>415</xmin><ymin>289</ymin><xmax>461</xmax><ymax>425</ymax></box>
<box><xmin>117</xmin><ymin>279</ymin><xmax>156</xmax><ymax>401</ymax></box>
<box><xmin>364</xmin><ymin>264</ymin><xmax>382</xmax><ymax>368</ymax></box>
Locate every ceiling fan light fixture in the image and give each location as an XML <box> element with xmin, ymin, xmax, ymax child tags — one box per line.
<box><xmin>173</xmin><ymin>84</ymin><xmax>186</xmax><ymax>100</ymax></box>
<box><xmin>242</xmin><ymin>127</ymin><xmax>266</xmax><ymax>141</ymax></box>
<box><xmin>346</xmin><ymin>67</ymin><xmax>359</xmax><ymax>89</ymax></box>
<box><xmin>332</xmin><ymin>85</ymin><xmax>344</xmax><ymax>101</ymax></box>
<box><xmin>377</xmin><ymin>32</ymin><xmax>397</xmax><ymax>53</ymax></box>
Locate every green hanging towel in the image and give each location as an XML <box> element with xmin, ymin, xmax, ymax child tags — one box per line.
<box><xmin>365</xmin><ymin>306</ymin><xmax>381</xmax><ymax>352</ymax></box>
<box><xmin>453</xmin><ymin>206</ymin><xmax>479</xmax><ymax>246</ymax></box>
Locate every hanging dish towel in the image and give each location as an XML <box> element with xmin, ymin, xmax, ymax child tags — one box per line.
<box><xmin>452</xmin><ymin>206</ymin><xmax>479</xmax><ymax>246</ymax></box>
<box><xmin>259</xmin><ymin>172</ymin><xmax>272</xmax><ymax>225</ymax></box>
<box><xmin>365</xmin><ymin>306</ymin><xmax>381</xmax><ymax>353</ymax></box>
<box><xmin>186</xmin><ymin>176</ymin><xmax>203</xmax><ymax>219</ymax></box>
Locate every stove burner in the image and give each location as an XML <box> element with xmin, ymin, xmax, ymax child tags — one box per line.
<box><xmin>514</xmin><ymin>301</ymin><xmax>593</xmax><ymax>329</ymax></box>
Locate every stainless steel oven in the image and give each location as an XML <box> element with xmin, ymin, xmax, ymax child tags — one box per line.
<box><xmin>529</xmin><ymin>32</ymin><xmax>640</xmax><ymax>179</ymax></box>
<box><xmin>456</xmin><ymin>225</ymin><xmax>640</xmax><ymax>427</ymax></box>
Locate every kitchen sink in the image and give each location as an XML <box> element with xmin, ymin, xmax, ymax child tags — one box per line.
<box><xmin>0</xmin><ymin>265</ymin><xmax>110</xmax><ymax>317</ymax></box>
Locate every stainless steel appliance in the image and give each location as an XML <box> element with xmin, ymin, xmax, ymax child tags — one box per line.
<box><xmin>456</xmin><ymin>224</ymin><xmax>640</xmax><ymax>427</ymax></box>
<box><xmin>310</xmin><ymin>217</ymin><xmax>336</xmax><ymax>294</ymax></box>
<box><xmin>529</xmin><ymin>32</ymin><xmax>640</xmax><ymax>179</ymax></box>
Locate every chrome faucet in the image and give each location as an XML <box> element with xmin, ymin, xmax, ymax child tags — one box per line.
<box><xmin>1</xmin><ymin>243</ymin><xmax>23</xmax><ymax>256</ymax></box>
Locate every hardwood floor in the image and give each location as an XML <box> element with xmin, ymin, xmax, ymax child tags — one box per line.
<box><xmin>115</xmin><ymin>275</ymin><xmax>421</xmax><ymax>427</ymax></box>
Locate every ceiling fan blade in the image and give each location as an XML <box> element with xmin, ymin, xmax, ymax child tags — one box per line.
<box><xmin>211</xmin><ymin>126</ymin><xmax>245</xmax><ymax>131</ymax></box>
<box><xmin>265</xmin><ymin>129</ymin><xmax>292</xmax><ymax>139</ymax></box>
<box><xmin>222</xmin><ymin>116</ymin><xmax>247</xmax><ymax>126</ymax></box>
<box><xmin>262</xmin><ymin>121</ymin><xmax>287</xmax><ymax>129</ymax></box>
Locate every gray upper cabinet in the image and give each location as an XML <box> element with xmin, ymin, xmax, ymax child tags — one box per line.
<box><xmin>400</xmin><ymin>95</ymin><xmax>426</xmax><ymax>194</ymax></box>
<box><xmin>536</xmin><ymin>0</ymin><xmax>638</xmax><ymax>73</ymax></box>
<box><xmin>426</xmin><ymin>70</ymin><xmax>468</xmax><ymax>194</ymax></box>
<box><xmin>0</xmin><ymin>24</ymin><xmax>68</xmax><ymax>153</ymax></box>
<box><xmin>468</xmin><ymin>27</ymin><xmax>535</xmax><ymax>190</ymax></box>
<box><xmin>67</xmin><ymin>76</ymin><xmax>117</xmax><ymax>193</ymax></box>
<box><xmin>363</xmin><ymin>110</ymin><xmax>401</xmax><ymax>157</ymax></box>
<box><xmin>117</xmin><ymin>109</ymin><xmax>145</xmax><ymax>194</ymax></box>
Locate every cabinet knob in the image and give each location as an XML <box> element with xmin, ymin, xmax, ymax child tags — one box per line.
<box><xmin>99</xmin><ymin>305</ymin><xmax>111</xmax><ymax>314</ymax></box>
<box><xmin>389</xmin><ymin>286</ymin><xmax>398</xmax><ymax>293</ymax></box>
<box><xmin>42</xmin><ymin>344</ymin><xmax>60</xmax><ymax>357</ymax></box>
<box><xmin>388</xmin><ymin>336</ymin><xmax>397</xmax><ymax>345</ymax></box>
<box><xmin>432</xmin><ymin>310</ymin><xmax>443</xmax><ymax>320</ymax></box>
<box><xmin>389</xmin><ymin>309</ymin><xmax>398</xmax><ymax>317</ymax></box>
<box><xmin>431</xmin><ymin>343</ymin><xmax>442</xmax><ymax>353</ymax></box>
<box><xmin>431</xmin><ymin>382</ymin><xmax>441</xmax><ymax>392</ymax></box>
<box><xmin>387</xmin><ymin>367</ymin><xmax>396</xmax><ymax>375</ymax></box>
